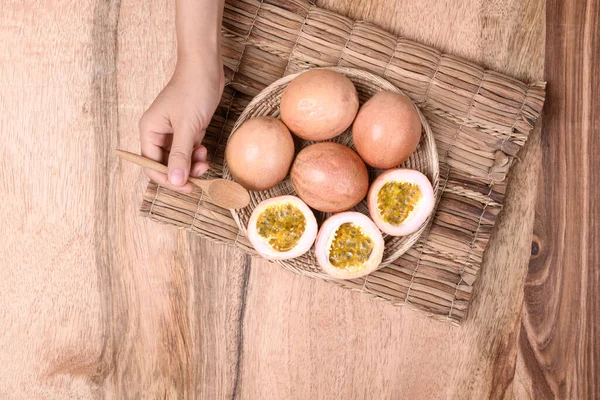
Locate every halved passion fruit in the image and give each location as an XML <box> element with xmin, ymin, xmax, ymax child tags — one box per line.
<box><xmin>368</xmin><ymin>169</ymin><xmax>435</xmax><ymax>236</ymax></box>
<box><xmin>315</xmin><ymin>212</ymin><xmax>384</xmax><ymax>280</ymax></box>
<box><xmin>247</xmin><ymin>195</ymin><xmax>318</xmax><ymax>260</ymax></box>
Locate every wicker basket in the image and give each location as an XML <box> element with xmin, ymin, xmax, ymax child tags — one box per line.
<box><xmin>222</xmin><ymin>67</ymin><xmax>440</xmax><ymax>277</ymax></box>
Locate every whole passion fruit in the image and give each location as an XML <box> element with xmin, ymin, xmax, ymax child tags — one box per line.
<box><xmin>368</xmin><ymin>169</ymin><xmax>434</xmax><ymax>236</ymax></box>
<box><xmin>290</xmin><ymin>142</ymin><xmax>369</xmax><ymax>213</ymax></box>
<box><xmin>226</xmin><ymin>116</ymin><xmax>295</xmax><ymax>191</ymax></box>
<box><xmin>315</xmin><ymin>212</ymin><xmax>384</xmax><ymax>279</ymax></box>
<box><xmin>280</xmin><ymin>69</ymin><xmax>359</xmax><ymax>141</ymax></box>
<box><xmin>352</xmin><ymin>91</ymin><xmax>422</xmax><ymax>169</ymax></box>
<box><xmin>247</xmin><ymin>196</ymin><xmax>318</xmax><ymax>260</ymax></box>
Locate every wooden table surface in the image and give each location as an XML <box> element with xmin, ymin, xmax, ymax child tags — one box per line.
<box><xmin>0</xmin><ymin>0</ymin><xmax>597</xmax><ymax>398</ymax></box>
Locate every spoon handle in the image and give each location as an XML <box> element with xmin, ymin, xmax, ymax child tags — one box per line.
<box><xmin>113</xmin><ymin>149</ymin><xmax>210</xmax><ymax>190</ymax></box>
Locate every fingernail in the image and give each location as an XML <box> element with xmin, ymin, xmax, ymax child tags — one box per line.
<box><xmin>169</xmin><ymin>169</ymin><xmax>185</xmax><ymax>186</ymax></box>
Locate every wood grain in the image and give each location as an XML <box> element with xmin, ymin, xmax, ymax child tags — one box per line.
<box><xmin>513</xmin><ymin>0</ymin><xmax>600</xmax><ymax>398</ymax></box>
<box><xmin>0</xmin><ymin>0</ymin><xmax>552</xmax><ymax>399</ymax></box>
<box><xmin>0</xmin><ymin>1</ymin><xmax>104</xmax><ymax>398</ymax></box>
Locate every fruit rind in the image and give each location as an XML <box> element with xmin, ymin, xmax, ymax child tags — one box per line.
<box><xmin>368</xmin><ymin>169</ymin><xmax>434</xmax><ymax>237</ymax></box>
<box><xmin>248</xmin><ymin>196</ymin><xmax>318</xmax><ymax>260</ymax></box>
<box><xmin>315</xmin><ymin>212</ymin><xmax>384</xmax><ymax>280</ymax></box>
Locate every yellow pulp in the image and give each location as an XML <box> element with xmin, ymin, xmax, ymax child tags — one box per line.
<box><xmin>377</xmin><ymin>181</ymin><xmax>422</xmax><ymax>225</ymax></box>
<box><xmin>256</xmin><ymin>203</ymin><xmax>306</xmax><ymax>252</ymax></box>
<box><xmin>328</xmin><ymin>223</ymin><xmax>374</xmax><ymax>270</ymax></box>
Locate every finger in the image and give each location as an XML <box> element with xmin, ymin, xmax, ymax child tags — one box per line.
<box><xmin>140</xmin><ymin>133</ymin><xmax>167</xmax><ymax>182</ymax></box>
<box><xmin>190</xmin><ymin>161</ymin><xmax>211</xmax><ymax>178</ymax></box>
<box><xmin>161</xmin><ymin>143</ymin><xmax>205</xmax><ymax>170</ymax></box>
<box><xmin>139</xmin><ymin>105</ymin><xmax>173</xmax><ymax>136</ymax></box>
<box><xmin>162</xmin><ymin>135</ymin><xmax>174</xmax><ymax>152</ymax></box>
<box><xmin>139</xmin><ymin>106</ymin><xmax>174</xmax><ymax>162</ymax></box>
<box><xmin>167</xmin><ymin>122</ymin><xmax>198</xmax><ymax>187</ymax></box>
<box><xmin>192</xmin><ymin>145</ymin><xmax>208</xmax><ymax>163</ymax></box>
<box><xmin>140</xmin><ymin>110</ymin><xmax>172</xmax><ymax>169</ymax></box>
<box><xmin>140</xmin><ymin>130</ymin><xmax>165</xmax><ymax>163</ymax></box>
<box><xmin>145</xmin><ymin>169</ymin><xmax>195</xmax><ymax>193</ymax></box>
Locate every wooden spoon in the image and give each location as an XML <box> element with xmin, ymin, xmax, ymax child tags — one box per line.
<box><xmin>113</xmin><ymin>149</ymin><xmax>250</xmax><ymax>209</ymax></box>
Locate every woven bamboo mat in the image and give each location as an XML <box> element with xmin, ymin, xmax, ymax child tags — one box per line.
<box><xmin>139</xmin><ymin>0</ymin><xmax>546</xmax><ymax>324</ymax></box>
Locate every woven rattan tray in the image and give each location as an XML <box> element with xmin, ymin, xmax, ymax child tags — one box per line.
<box><xmin>222</xmin><ymin>67</ymin><xmax>440</xmax><ymax>276</ymax></box>
<box><xmin>139</xmin><ymin>0</ymin><xmax>546</xmax><ymax>324</ymax></box>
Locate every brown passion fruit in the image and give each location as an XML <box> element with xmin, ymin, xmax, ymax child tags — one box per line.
<box><xmin>247</xmin><ymin>196</ymin><xmax>318</xmax><ymax>260</ymax></box>
<box><xmin>315</xmin><ymin>212</ymin><xmax>384</xmax><ymax>279</ymax></box>
<box><xmin>368</xmin><ymin>169</ymin><xmax>434</xmax><ymax>236</ymax></box>
<box><xmin>352</xmin><ymin>91</ymin><xmax>422</xmax><ymax>169</ymax></box>
<box><xmin>290</xmin><ymin>142</ymin><xmax>369</xmax><ymax>213</ymax></box>
<box><xmin>225</xmin><ymin>116</ymin><xmax>295</xmax><ymax>191</ymax></box>
<box><xmin>280</xmin><ymin>69</ymin><xmax>359</xmax><ymax>141</ymax></box>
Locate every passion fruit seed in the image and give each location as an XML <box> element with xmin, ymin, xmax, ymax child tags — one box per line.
<box><xmin>377</xmin><ymin>181</ymin><xmax>422</xmax><ymax>225</ymax></box>
<box><xmin>328</xmin><ymin>223</ymin><xmax>374</xmax><ymax>271</ymax></box>
<box><xmin>256</xmin><ymin>203</ymin><xmax>306</xmax><ymax>252</ymax></box>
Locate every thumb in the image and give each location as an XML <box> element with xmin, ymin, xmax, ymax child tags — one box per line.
<box><xmin>167</xmin><ymin>122</ymin><xmax>197</xmax><ymax>186</ymax></box>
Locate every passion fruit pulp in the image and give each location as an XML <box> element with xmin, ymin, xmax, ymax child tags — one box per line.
<box><xmin>256</xmin><ymin>202</ymin><xmax>306</xmax><ymax>252</ymax></box>
<box><xmin>368</xmin><ymin>169</ymin><xmax>435</xmax><ymax>237</ymax></box>
<box><xmin>315</xmin><ymin>212</ymin><xmax>384</xmax><ymax>279</ymax></box>
<box><xmin>376</xmin><ymin>181</ymin><xmax>422</xmax><ymax>226</ymax></box>
<box><xmin>327</xmin><ymin>222</ymin><xmax>375</xmax><ymax>272</ymax></box>
<box><xmin>248</xmin><ymin>196</ymin><xmax>318</xmax><ymax>260</ymax></box>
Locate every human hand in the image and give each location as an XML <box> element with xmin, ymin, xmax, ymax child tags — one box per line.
<box><xmin>139</xmin><ymin>53</ymin><xmax>224</xmax><ymax>193</ymax></box>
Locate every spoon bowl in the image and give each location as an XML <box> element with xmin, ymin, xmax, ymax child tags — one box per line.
<box><xmin>206</xmin><ymin>179</ymin><xmax>251</xmax><ymax>210</ymax></box>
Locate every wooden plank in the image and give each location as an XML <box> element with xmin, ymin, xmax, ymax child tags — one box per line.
<box><xmin>105</xmin><ymin>0</ymin><xmax>251</xmax><ymax>397</ymax></box>
<box><xmin>236</xmin><ymin>0</ymin><xmax>545</xmax><ymax>398</ymax></box>
<box><xmin>513</xmin><ymin>0</ymin><xmax>600</xmax><ymax>398</ymax></box>
<box><xmin>0</xmin><ymin>0</ymin><xmax>105</xmax><ymax>398</ymax></box>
